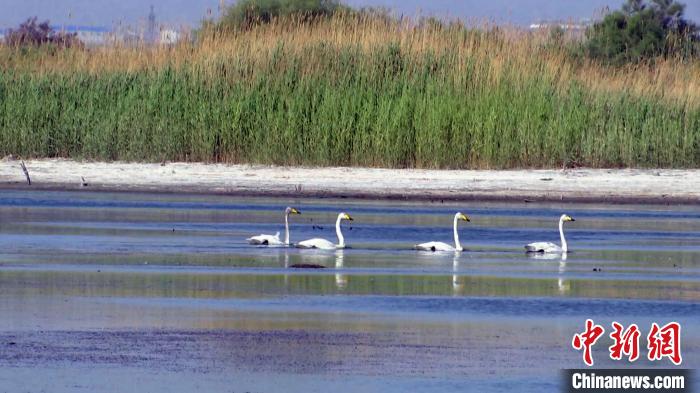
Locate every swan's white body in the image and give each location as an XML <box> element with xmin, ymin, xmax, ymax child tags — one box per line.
<box><xmin>247</xmin><ymin>207</ymin><xmax>301</xmax><ymax>246</ymax></box>
<box><xmin>415</xmin><ymin>213</ymin><xmax>470</xmax><ymax>252</ymax></box>
<box><xmin>247</xmin><ymin>231</ymin><xmax>285</xmax><ymax>246</ymax></box>
<box><xmin>525</xmin><ymin>214</ymin><xmax>575</xmax><ymax>253</ymax></box>
<box><xmin>297</xmin><ymin>213</ymin><xmax>353</xmax><ymax>250</ymax></box>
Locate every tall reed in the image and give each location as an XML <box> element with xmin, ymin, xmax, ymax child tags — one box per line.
<box><xmin>1</xmin><ymin>13</ymin><xmax>699</xmax><ymax>168</ymax></box>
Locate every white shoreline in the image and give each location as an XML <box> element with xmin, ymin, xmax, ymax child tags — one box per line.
<box><xmin>2</xmin><ymin>159</ymin><xmax>699</xmax><ymax>203</ymax></box>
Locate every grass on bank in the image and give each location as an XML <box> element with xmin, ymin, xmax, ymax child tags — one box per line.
<box><xmin>1</xmin><ymin>14</ymin><xmax>699</xmax><ymax>168</ymax></box>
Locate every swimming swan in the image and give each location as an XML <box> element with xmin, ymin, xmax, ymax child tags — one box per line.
<box><xmin>297</xmin><ymin>213</ymin><xmax>353</xmax><ymax>250</ymax></box>
<box><xmin>247</xmin><ymin>207</ymin><xmax>301</xmax><ymax>246</ymax></box>
<box><xmin>415</xmin><ymin>212</ymin><xmax>470</xmax><ymax>252</ymax></box>
<box><xmin>525</xmin><ymin>214</ymin><xmax>575</xmax><ymax>253</ymax></box>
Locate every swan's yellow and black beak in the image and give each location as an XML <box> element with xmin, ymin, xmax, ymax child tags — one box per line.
<box><xmin>344</xmin><ymin>213</ymin><xmax>354</xmax><ymax>221</ymax></box>
<box><xmin>459</xmin><ymin>213</ymin><xmax>470</xmax><ymax>222</ymax></box>
<box><xmin>290</xmin><ymin>208</ymin><xmax>301</xmax><ymax>215</ymax></box>
<box><xmin>564</xmin><ymin>215</ymin><xmax>575</xmax><ymax>222</ymax></box>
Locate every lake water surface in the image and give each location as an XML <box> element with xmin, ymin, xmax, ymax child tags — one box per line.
<box><xmin>0</xmin><ymin>191</ymin><xmax>698</xmax><ymax>392</ymax></box>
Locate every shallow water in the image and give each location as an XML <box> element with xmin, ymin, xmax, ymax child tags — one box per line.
<box><xmin>0</xmin><ymin>190</ymin><xmax>698</xmax><ymax>392</ymax></box>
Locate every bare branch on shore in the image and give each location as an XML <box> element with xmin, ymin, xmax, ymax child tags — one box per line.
<box><xmin>20</xmin><ymin>161</ymin><xmax>31</xmax><ymax>185</ymax></box>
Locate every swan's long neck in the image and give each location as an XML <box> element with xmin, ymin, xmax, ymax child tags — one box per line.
<box><xmin>559</xmin><ymin>217</ymin><xmax>568</xmax><ymax>253</ymax></box>
<box><xmin>453</xmin><ymin>215</ymin><xmax>463</xmax><ymax>251</ymax></box>
<box><xmin>284</xmin><ymin>213</ymin><xmax>290</xmax><ymax>245</ymax></box>
<box><xmin>336</xmin><ymin>214</ymin><xmax>345</xmax><ymax>248</ymax></box>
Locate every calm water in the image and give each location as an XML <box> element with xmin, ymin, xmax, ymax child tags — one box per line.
<box><xmin>0</xmin><ymin>191</ymin><xmax>698</xmax><ymax>392</ymax></box>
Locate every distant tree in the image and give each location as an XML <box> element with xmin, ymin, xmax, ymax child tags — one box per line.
<box><xmin>4</xmin><ymin>17</ymin><xmax>81</xmax><ymax>48</ymax></box>
<box><xmin>586</xmin><ymin>0</ymin><xmax>698</xmax><ymax>64</ymax></box>
<box><xmin>217</xmin><ymin>0</ymin><xmax>347</xmax><ymax>30</ymax></box>
<box><xmin>622</xmin><ymin>0</ymin><xmax>646</xmax><ymax>14</ymax></box>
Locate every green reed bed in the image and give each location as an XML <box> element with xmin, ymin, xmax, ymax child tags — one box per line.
<box><xmin>1</xmin><ymin>36</ymin><xmax>699</xmax><ymax>168</ymax></box>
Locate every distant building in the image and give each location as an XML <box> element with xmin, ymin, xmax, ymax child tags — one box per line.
<box><xmin>0</xmin><ymin>25</ymin><xmax>110</xmax><ymax>46</ymax></box>
<box><xmin>160</xmin><ymin>29</ymin><xmax>181</xmax><ymax>45</ymax></box>
<box><xmin>111</xmin><ymin>26</ymin><xmax>142</xmax><ymax>46</ymax></box>
<box><xmin>0</xmin><ymin>7</ymin><xmax>183</xmax><ymax>47</ymax></box>
<box><xmin>529</xmin><ymin>20</ymin><xmax>591</xmax><ymax>33</ymax></box>
<box><xmin>146</xmin><ymin>5</ymin><xmax>158</xmax><ymax>44</ymax></box>
<box><xmin>54</xmin><ymin>25</ymin><xmax>111</xmax><ymax>46</ymax></box>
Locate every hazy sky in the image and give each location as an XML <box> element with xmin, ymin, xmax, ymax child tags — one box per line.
<box><xmin>1</xmin><ymin>0</ymin><xmax>699</xmax><ymax>29</ymax></box>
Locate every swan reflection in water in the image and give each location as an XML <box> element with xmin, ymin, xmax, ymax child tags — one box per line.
<box><xmin>558</xmin><ymin>253</ymin><xmax>569</xmax><ymax>293</ymax></box>
<box><xmin>283</xmin><ymin>251</ymin><xmax>290</xmax><ymax>286</ymax></box>
<box><xmin>527</xmin><ymin>252</ymin><xmax>570</xmax><ymax>293</ymax></box>
<box><xmin>334</xmin><ymin>250</ymin><xmax>347</xmax><ymax>290</ymax></box>
<box><xmin>452</xmin><ymin>252</ymin><xmax>463</xmax><ymax>295</ymax></box>
<box><xmin>284</xmin><ymin>249</ymin><xmax>347</xmax><ymax>290</ymax></box>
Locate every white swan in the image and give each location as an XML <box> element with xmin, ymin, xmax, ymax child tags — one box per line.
<box><xmin>525</xmin><ymin>214</ymin><xmax>575</xmax><ymax>253</ymax></box>
<box><xmin>415</xmin><ymin>212</ymin><xmax>470</xmax><ymax>252</ymax></box>
<box><xmin>247</xmin><ymin>207</ymin><xmax>301</xmax><ymax>246</ymax></box>
<box><xmin>297</xmin><ymin>213</ymin><xmax>353</xmax><ymax>250</ymax></box>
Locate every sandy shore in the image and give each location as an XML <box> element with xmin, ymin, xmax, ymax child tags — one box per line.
<box><xmin>1</xmin><ymin>158</ymin><xmax>699</xmax><ymax>203</ymax></box>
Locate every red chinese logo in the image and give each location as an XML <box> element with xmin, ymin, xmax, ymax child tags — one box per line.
<box><xmin>647</xmin><ymin>322</ymin><xmax>682</xmax><ymax>365</ymax></box>
<box><xmin>572</xmin><ymin>319</ymin><xmax>605</xmax><ymax>366</ymax></box>
<box><xmin>609</xmin><ymin>322</ymin><xmax>640</xmax><ymax>362</ymax></box>
<box><xmin>572</xmin><ymin>320</ymin><xmax>682</xmax><ymax>366</ymax></box>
